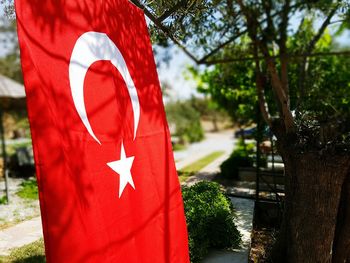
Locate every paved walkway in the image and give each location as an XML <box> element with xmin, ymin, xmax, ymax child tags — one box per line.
<box><xmin>203</xmin><ymin>197</ymin><xmax>255</xmax><ymax>263</ymax></box>
<box><xmin>0</xmin><ymin>217</ymin><xmax>42</xmax><ymax>256</ymax></box>
<box><xmin>175</xmin><ymin>130</ymin><xmax>235</xmax><ymax>170</ymax></box>
<box><xmin>183</xmin><ymin>149</ymin><xmax>232</xmax><ymax>186</ymax></box>
<box><xmin>0</xmin><ymin>177</ymin><xmax>40</xmax><ymax>226</ymax></box>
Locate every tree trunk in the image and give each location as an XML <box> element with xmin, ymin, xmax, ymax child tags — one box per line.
<box><xmin>332</xmin><ymin>169</ymin><xmax>350</xmax><ymax>262</ymax></box>
<box><xmin>212</xmin><ymin>113</ymin><xmax>219</xmax><ymax>132</ymax></box>
<box><xmin>279</xmin><ymin>149</ymin><xmax>350</xmax><ymax>263</ymax></box>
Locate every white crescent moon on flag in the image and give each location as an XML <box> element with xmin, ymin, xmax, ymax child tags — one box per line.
<box><xmin>69</xmin><ymin>31</ymin><xmax>140</xmax><ymax>145</ymax></box>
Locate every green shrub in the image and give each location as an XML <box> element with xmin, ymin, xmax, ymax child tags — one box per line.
<box><xmin>182</xmin><ymin>181</ymin><xmax>241</xmax><ymax>262</ymax></box>
<box><xmin>0</xmin><ymin>195</ymin><xmax>7</xmax><ymax>205</ymax></box>
<box><xmin>220</xmin><ymin>139</ymin><xmax>255</xmax><ymax>179</ymax></box>
<box><xmin>172</xmin><ymin>143</ymin><xmax>187</xmax><ymax>152</ymax></box>
<box><xmin>17</xmin><ymin>179</ymin><xmax>38</xmax><ymax>200</ymax></box>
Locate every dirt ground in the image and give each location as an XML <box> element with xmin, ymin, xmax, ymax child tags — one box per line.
<box><xmin>0</xmin><ymin>177</ymin><xmax>40</xmax><ymax>230</ymax></box>
<box><xmin>249</xmin><ymin>226</ymin><xmax>278</xmax><ymax>263</ymax></box>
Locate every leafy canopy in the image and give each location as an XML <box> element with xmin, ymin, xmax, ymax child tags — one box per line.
<box><xmin>137</xmin><ymin>0</ymin><xmax>350</xmax><ymax>149</ymax></box>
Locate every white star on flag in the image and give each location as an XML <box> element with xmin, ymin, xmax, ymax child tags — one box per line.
<box><xmin>107</xmin><ymin>142</ymin><xmax>135</xmax><ymax>198</ymax></box>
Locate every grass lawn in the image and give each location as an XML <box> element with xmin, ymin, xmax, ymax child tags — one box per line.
<box><xmin>16</xmin><ymin>179</ymin><xmax>38</xmax><ymax>200</ymax></box>
<box><xmin>172</xmin><ymin>143</ymin><xmax>187</xmax><ymax>152</ymax></box>
<box><xmin>0</xmin><ymin>195</ymin><xmax>7</xmax><ymax>205</ymax></box>
<box><xmin>0</xmin><ymin>239</ymin><xmax>45</xmax><ymax>263</ymax></box>
<box><xmin>178</xmin><ymin>151</ymin><xmax>225</xmax><ymax>182</ymax></box>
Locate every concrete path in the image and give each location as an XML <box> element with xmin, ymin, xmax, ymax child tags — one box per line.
<box><xmin>0</xmin><ymin>177</ymin><xmax>40</xmax><ymax>225</ymax></box>
<box><xmin>175</xmin><ymin>130</ymin><xmax>235</xmax><ymax>170</ymax></box>
<box><xmin>199</xmin><ymin>150</ymin><xmax>231</xmax><ymax>174</ymax></box>
<box><xmin>182</xmin><ymin>153</ymin><xmax>230</xmax><ymax>186</ymax></box>
<box><xmin>203</xmin><ymin>197</ymin><xmax>255</xmax><ymax>263</ymax></box>
<box><xmin>0</xmin><ymin>216</ymin><xmax>42</xmax><ymax>256</ymax></box>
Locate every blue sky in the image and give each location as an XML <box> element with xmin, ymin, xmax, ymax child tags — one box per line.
<box><xmin>155</xmin><ymin>46</ymin><xmax>200</xmax><ymax>100</ymax></box>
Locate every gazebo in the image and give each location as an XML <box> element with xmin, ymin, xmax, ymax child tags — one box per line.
<box><xmin>0</xmin><ymin>74</ymin><xmax>26</xmax><ymax>204</ymax></box>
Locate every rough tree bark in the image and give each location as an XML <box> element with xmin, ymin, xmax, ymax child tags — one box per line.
<box><xmin>274</xmin><ymin>130</ymin><xmax>350</xmax><ymax>262</ymax></box>
<box><xmin>332</xmin><ymin>169</ymin><xmax>350</xmax><ymax>262</ymax></box>
<box><xmin>238</xmin><ymin>2</ymin><xmax>348</xmax><ymax>260</ymax></box>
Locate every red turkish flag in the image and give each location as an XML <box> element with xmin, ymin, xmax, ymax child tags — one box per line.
<box><xmin>15</xmin><ymin>0</ymin><xmax>189</xmax><ymax>262</ymax></box>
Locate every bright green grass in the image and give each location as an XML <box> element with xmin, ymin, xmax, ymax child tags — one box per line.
<box><xmin>0</xmin><ymin>195</ymin><xmax>7</xmax><ymax>205</ymax></box>
<box><xmin>0</xmin><ymin>239</ymin><xmax>45</xmax><ymax>263</ymax></box>
<box><xmin>16</xmin><ymin>179</ymin><xmax>38</xmax><ymax>200</ymax></box>
<box><xmin>178</xmin><ymin>151</ymin><xmax>225</xmax><ymax>182</ymax></box>
<box><xmin>177</xmin><ymin>171</ymin><xmax>196</xmax><ymax>182</ymax></box>
<box><xmin>172</xmin><ymin>143</ymin><xmax>187</xmax><ymax>152</ymax></box>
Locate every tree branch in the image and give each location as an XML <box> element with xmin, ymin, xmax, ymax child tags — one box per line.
<box><xmin>253</xmin><ymin>42</ymin><xmax>272</xmax><ymax>127</ymax></box>
<box><xmin>203</xmin><ymin>50</ymin><xmax>350</xmax><ymax>65</ymax></box>
<box><xmin>158</xmin><ymin>0</ymin><xmax>187</xmax><ymax>22</ymax></box>
<box><xmin>307</xmin><ymin>7</ymin><xmax>338</xmax><ymax>53</ymax></box>
<box><xmin>262</xmin><ymin>0</ymin><xmax>276</xmax><ymax>43</ymax></box>
<box><xmin>199</xmin><ymin>2</ymin><xmax>304</xmax><ymax>63</ymax></box>
<box><xmin>298</xmin><ymin>6</ymin><xmax>338</xmax><ymax>100</ymax></box>
<box><xmin>130</xmin><ymin>0</ymin><xmax>347</xmax><ymax>68</ymax></box>
<box><xmin>129</xmin><ymin>0</ymin><xmax>200</xmax><ymax>63</ymax></box>
<box><xmin>198</xmin><ymin>32</ymin><xmax>245</xmax><ymax>63</ymax></box>
<box><xmin>235</xmin><ymin>0</ymin><xmax>274</xmax><ymax>128</ymax></box>
<box><xmin>131</xmin><ymin>0</ymin><xmax>307</xmax><ymax>65</ymax></box>
<box><xmin>279</xmin><ymin>0</ymin><xmax>290</xmax><ymax>107</ymax></box>
<box><xmin>237</xmin><ymin>0</ymin><xmax>295</xmax><ymax>133</ymax></box>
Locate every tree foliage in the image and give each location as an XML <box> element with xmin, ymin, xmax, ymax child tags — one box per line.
<box><xmin>165</xmin><ymin>99</ymin><xmax>204</xmax><ymax>143</ymax></box>
<box><xmin>0</xmin><ymin>15</ymin><xmax>22</xmax><ymax>83</ymax></box>
<box><xmin>135</xmin><ymin>0</ymin><xmax>350</xmax><ymax>150</ymax></box>
<box><xmin>188</xmin><ymin>58</ymin><xmax>257</xmax><ymax>126</ymax></box>
<box><xmin>195</xmin><ymin>29</ymin><xmax>350</xmax><ymax>144</ymax></box>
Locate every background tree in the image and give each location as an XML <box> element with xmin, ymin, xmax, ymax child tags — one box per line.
<box><xmin>189</xmin><ymin>59</ymin><xmax>257</xmax><ymax>128</ymax></box>
<box><xmin>187</xmin><ymin>95</ymin><xmax>229</xmax><ymax>132</ymax></box>
<box><xmin>130</xmin><ymin>0</ymin><xmax>350</xmax><ymax>261</ymax></box>
<box><xmin>0</xmin><ymin>11</ymin><xmax>22</xmax><ymax>83</ymax></box>
<box><xmin>165</xmin><ymin>100</ymin><xmax>205</xmax><ymax>143</ymax></box>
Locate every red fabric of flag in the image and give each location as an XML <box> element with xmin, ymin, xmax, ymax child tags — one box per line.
<box><xmin>15</xmin><ymin>0</ymin><xmax>190</xmax><ymax>262</ymax></box>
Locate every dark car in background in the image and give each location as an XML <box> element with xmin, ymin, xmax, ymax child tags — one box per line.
<box><xmin>234</xmin><ymin>127</ymin><xmax>256</xmax><ymax>139</ymax></box>
<box><xmin>8</xmin><ymin>146</ymin><xmax>35</xmax><ymax>178</ymax></box>
<box><xmin>234</xmin><ymin>126</ymin><xmax>273</xmax><ymax>140</ymax></box>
